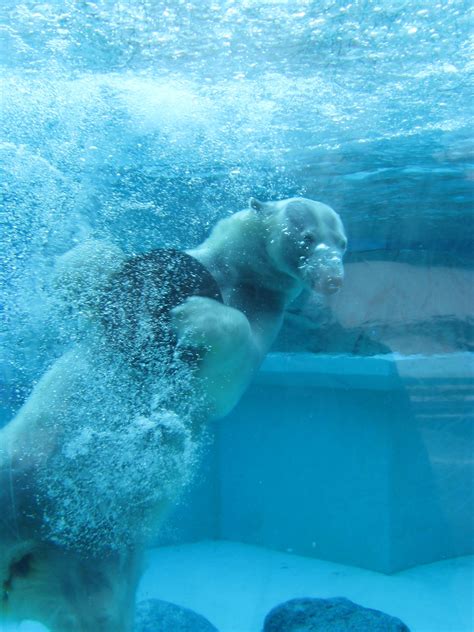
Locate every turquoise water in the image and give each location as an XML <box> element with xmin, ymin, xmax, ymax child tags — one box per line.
<box><xmin>1</xmin><ymin>1</ymin><xmax>472</xmax><ymax>405</ymax></box>
<box><xmin>0</xmin><ymin>2</ymin><xmax>473</xmax><ymax>631</ymax></box>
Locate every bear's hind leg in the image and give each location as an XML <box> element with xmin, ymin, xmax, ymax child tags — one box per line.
<box><xmin>2</xmin><ymin>543</ymin><xmax>141</xmax><ymax>632</ymax></box>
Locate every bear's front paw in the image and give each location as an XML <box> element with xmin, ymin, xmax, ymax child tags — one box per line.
<box><xmin>171</xmin><ymin>296</ymin><xmax>252</xmax><ymax>357</ymax></box>
<box><xmin>171</xmin><ymin>296</ymin><xmax>260</xmax><ymax>419</ymax></box>
<box><xmin>171</xmin><ymin>296</ymin><xmax>218</xmax><ymax>350</ymax></box>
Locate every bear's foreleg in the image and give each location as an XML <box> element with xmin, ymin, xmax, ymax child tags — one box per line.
<box><xmin>171</xmin><ymin>296</ymin><xmax>261</xmax><ymax>420</ymax></box>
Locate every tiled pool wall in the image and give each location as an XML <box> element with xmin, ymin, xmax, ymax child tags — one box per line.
<box><xmin>160</xmin><ymin>352</ymin><xmax>474</xmax><ymax>574</ymax></box>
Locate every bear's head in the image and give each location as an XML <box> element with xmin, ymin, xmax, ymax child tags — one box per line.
<box><xmin>250</xmin><ymin>196</ymin><xmax>347</xmax><ymax>295</ymax></box>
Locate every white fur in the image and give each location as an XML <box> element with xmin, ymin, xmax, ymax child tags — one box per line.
<box><xmin>180</xmin><ymin>197</ymin><xmax>346</xmax><ymax>418</ymax></box>
<box><xmin>0</xmin><ymin>197</ymin><xmax>346</xmax><ymax>630</ymax></box>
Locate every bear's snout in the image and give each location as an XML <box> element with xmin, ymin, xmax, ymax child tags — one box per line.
<box><xmin>320</xmin><ymin>272</ymin><xmax>344</xmax><ymax>294</ymax></box>
<box><xmin>303</xmin><ymin>244</ymin><xmax>344</xmax><ymax>295</ymax></box>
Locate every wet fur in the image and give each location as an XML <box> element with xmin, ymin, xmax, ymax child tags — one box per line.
<box><xmin>0</xmin><ymin>197</ymin><xmax>346</xmax><ymax>630</ymax></box>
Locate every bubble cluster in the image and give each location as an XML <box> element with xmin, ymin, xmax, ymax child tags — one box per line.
<box><xmin>36</xmin><ymin>338</ymin><xmax>206</xmax><ymax>553</ymax></box>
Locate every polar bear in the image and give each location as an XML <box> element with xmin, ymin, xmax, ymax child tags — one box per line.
<box><xmin>0</xmin><ymin>197</ymin><xmax>346</xmax><ymax>631</ymax></box>
<box><xmin>174</xmin><ymin>196</ymin><xmax>346</xmax><ymax>419</ymax></box>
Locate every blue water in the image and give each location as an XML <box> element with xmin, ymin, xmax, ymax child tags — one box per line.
<box><xmin>1</xmin><ymin>2</ymin><xmax>470</xmax><ymax>416</ymax></box>
<box><xmin>0</xmin><ymin>2</ymin><xmax>473</xmax><ymax>630</ymax></box>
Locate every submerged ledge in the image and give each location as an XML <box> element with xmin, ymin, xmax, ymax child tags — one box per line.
<box><xmin>256</xmin><ymin>352</ymin><xmax>474</xmax><ymax>389</ymax></box>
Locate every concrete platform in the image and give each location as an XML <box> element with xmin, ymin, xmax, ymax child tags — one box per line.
<box><xmin>163</xmin><ymin>352</ymin><xmax>474</xmax><ymax>573</ymax></box>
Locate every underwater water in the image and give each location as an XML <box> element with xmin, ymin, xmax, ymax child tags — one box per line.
<box><xmin>0</xmin><ymin>1</ymin><xmax>473</xmax><ymax>631</ymax></box>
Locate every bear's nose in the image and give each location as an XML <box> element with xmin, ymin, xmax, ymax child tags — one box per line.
<box><xmin>311</xmin><ymin>246</ymin><xmax>344</xmax><ymax>294</ymax></box>
<box><xmin>310</xmin><ymin>268</ymin><xmax>343</xmax><ymax>295</ymax></box>
<box><xmin>323</xmin><ymin>274</ymin><xmax>343</xmax><ymax>294</ymax></box>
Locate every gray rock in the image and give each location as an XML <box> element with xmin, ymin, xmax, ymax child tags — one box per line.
<box><xmin>134</xmin><ymin>598</ymin><xmax>219</xmax><ymax>632</ymax></box>
<box><xmin>263</xmin><ymin>597</ymin><xmax>410</xmax><ymax>632</ymax></box>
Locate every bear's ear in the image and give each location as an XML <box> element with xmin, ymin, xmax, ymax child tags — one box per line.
<box><xmin>249</xmin><ymin>197</ymin><xmax>267</xmax><ymax>212</ymax></box>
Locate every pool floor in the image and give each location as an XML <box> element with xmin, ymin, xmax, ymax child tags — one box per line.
<box><xmin>139</xmin><ymin>541</ymin><xmax>472</xmax><ymax>632</ymax></box>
